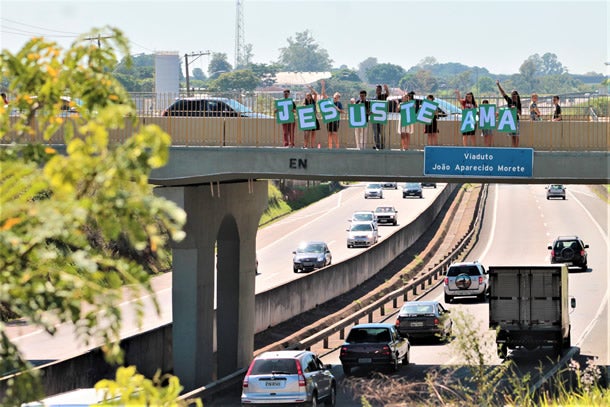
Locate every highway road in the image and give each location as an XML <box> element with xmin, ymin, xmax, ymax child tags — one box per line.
<box><xmin>7</xmin><ymin>182</ymin><xmax>446</xmax><ymax>362</ymax></box>
<box><xmin>314</xmin><ymin>183</ymin><xmax>609</xmax><ymax>406</ymax></box>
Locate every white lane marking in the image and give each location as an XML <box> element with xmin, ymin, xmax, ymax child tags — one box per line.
<box><xmin>478</xmin><ymin>184</ymin><xmax>499</xmax><ymax>265</ymax></box>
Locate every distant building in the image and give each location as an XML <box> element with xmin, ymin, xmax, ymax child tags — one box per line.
<box><xmin>154</xmin><ymin>52</ymin><xmax>180</xmax><ymax>114</ymax></box>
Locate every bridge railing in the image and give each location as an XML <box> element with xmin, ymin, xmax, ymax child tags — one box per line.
<box><xmin>4</xmin><ymin>94</ymin><xmax>608</xmax><ymax>151</ymax></box>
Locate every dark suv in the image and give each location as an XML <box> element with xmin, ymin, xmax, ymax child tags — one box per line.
<box><xmin>548</xmin><ymin>236</ymin><xmax>589</xmax><ymax>270</ymax></box>
<box><xmin>161</xmin><ymin>97</ymin><xmax>271</xmax><ymax>118</ymax></box>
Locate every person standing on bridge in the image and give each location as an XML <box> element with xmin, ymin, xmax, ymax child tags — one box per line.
<box><xmin>529</xmin><ymin>93</ymin><xmax>542</xmax><ymax>121</ymax></box>
<box><xmin>455</xmin><ymin>90</ymin><xmax>478</xmax><ymax>146</ymax></box>
<box><xmin>277</xmin><ymin>89</ymin><xmax>297</xmax><ymax>147</ymax></box>
<box><xmin>372</xmin><ymin>84</ymin><xmax>390</xmax><ymax>150</ymax></box>
<box><xmin>354</xmin><ymin>90</ymin><xmax>371</xmax><ymax>149</ymax></box>
<box><xmin>496</xmin><ymin>80</ymin><xmax>522</xmax><ymax>147</ymax></box>
<box><xmin>552</xmin><ymin>95</ymin><xmax>562</xmax><ymax>121</ymax></box>
<box><xmin>321</xmin><ymin>80</ymin><xmax>343</xmax><ymax>149</ymax></box>
<box><xmin>424</xmin><ymin>94</ymin><xmax>441</xmax><ymax>146</ymax></box>
<box><xmin>303</xmin><ymin>84</ymin><xmax>321</xmax><ymax>148</ymax></box>
<box><xmin>396</xmin><ymin>91</ymin><xmax>415</xmax><ymax>150</ymax></box>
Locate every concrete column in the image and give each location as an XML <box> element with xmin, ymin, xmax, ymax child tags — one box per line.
<box><xmin>155</xmin><ymin>180</ymin><xmax>267</xmax><ymax>391</ymax></box>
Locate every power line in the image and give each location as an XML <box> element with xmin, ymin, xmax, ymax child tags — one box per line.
<box><xmin>1</xmin><ymin>17</ymin><xmax>81</xmax><ymax>35</ymax></box>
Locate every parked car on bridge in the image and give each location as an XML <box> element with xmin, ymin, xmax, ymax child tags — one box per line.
<box><xmin>346</xmin><ymin>221</ymin><xmax>378</xmax><ymax>248</ymax></box>
<box><xmin>241</xmin><ymin>350</ymin><xmax>337</xmax><ymax>406</ymax></box>
<box><xmin>340</xmin><ymin>323</ymin><xmax>410</xmax><ymax>375</ymax></box>
<box><xmin>292</xmin><ymin>241</ymin><xmax>332</xmax><ymax>273</ymax></box>
<box><xmin>548</xmin><ymin>235</ymin><xmax>588</xmax><ymax>270</ymax></box>
<box><xmin>161</xmin><ymin>97</ymin><xmax>272</xmax><ymax>118</ymax></box>
<box><xmin>374</xmin><ymin>206</ymin><xmax>398</xmax><ymax>226</ymax></box>
<box><xmin>364</xmin><ymin>183</ymin><xmax>383</xmax><ymax>199</ymax></box>
<box><xmin>443</xmin><ymin>261</ymin><xmax>489</xmax><ymax>303</ymax></box>
<box><xmin>546</xmin><ymin>184</ymin><xmax>566</xmax><ymax>200</ymax></box>
<box><xmin>395</xmin><ymin>301</ymin><xmax>452</xmax><ymax>342</ymax></box>
<box><xmin>402</xmin><ymin>182</ymin><xmax>423</xmax><ymax>198</ymax></box>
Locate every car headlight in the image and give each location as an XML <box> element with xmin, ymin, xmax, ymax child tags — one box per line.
<box><xmin>317</xmin><ymin>255</ymin><xmax>324</xmax><ymax>261</ymax></box>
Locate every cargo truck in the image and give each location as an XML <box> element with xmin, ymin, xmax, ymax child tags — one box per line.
<box><xmin>488</xmin><ymin>264</ymin><xmax>575</xmax><ymax>359</ymax></box>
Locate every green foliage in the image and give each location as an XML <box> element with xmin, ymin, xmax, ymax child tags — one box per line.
<box><xmin>209</xmin><ymin>69</ymin><xmax>261</xmax><ymax>92</ymax></box>
<box><xmin>93</xmin><ymin>366</ymin><xmax>202</xmax><ymax>406</ymax></box>
<box><xmin>259</xmin><ymin>182</ymin><xmax>292</xmax><ymax>226</ymax></box>
<box><xmin>208</xmin><ymin>52</ymin><xmax>233</xmax><ymax>79</ymax></box>
<box><xmin>285</xmin><ymin>182</ymin><xmax>342</xmax><ymax>211</ymax></box>
<box><xmin>366</xmin><ymin>63</ymin><xmax>406</xmax><ymax>88</ymax></box>
<box><xmin>278</xmin><ymin>30</ymin><xmax>333</xmax><ymax>72</ymax></box>
<box><xmin>0</xmin><ymin>27</ymin><xmax>188</xmax><ymax>405</ymax></box>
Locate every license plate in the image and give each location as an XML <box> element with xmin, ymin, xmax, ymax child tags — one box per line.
<box><xmin>264</xmin><ymin>381</ymin><xmax>284</xmax><ymax>388</ymax></box>
<box><xmin>358</xmin><ymin>358</ymin><xmax>372</xmax><ymax>364</ymax></box>
<box><xmin>411</xmin><ymin>322</ymin><xmax>424</xmax><ymax>327</ymax></box>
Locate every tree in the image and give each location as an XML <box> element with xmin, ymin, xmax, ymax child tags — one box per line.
<box><xmin>245</xmin><ymin>62</ymin><xmax>281</xmax><ymax>87</ymax></box>
<box><xmin>366</xmin><ymin>63</ymin><xmax>406</xmax><ymax>87</ymax></box>
<box><xmin>208</xmin><ymin>69</ymin><xmax>261</xmax><ymax>92</ymax></box>
<box><xmin>278</xmin><ymin>30</ymin><xmax>332</xmax><ymax>72</ymax></box>
<box><xmin>417</xmin><ymin>56</ymin><xmax>438</xmax><ymax>69</ymax></box>
<box><xmin>357</xmin><ymin>57</ymin><xmax>378</xmax><ymax>83</ymax></box>
<box><xmin>0</xmin><ymin>27</ymin><xmax>190</xmax><ymax>405</ymax></box>
<box><xmin>399</xmin><ymin>70</ymin><xmax>439</xmax><ymax>93</ymax></box>
<box><xmin>192</xmin><ymin>67</ymin><xmax>206</xmax><ymax>81</ymax></box>
<box><xmin>208</xmin><ymin>52</ymin><xmax>233</xmax><ymax>79</ymax></box>
<box><xmin>518</xmin><ymin>58</ymin><xmax>539</xmax><ymax>93</ymax></box>
<box><xmin>540</xmin><ymin>52</ymin><xmax>566</xmax><ymax>75</ymax></box>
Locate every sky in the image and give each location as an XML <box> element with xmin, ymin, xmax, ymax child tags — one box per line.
<box><xmin>1</xmin><ymin>0</ymin><xmax>608</xmax><ymax>77</ymax></box>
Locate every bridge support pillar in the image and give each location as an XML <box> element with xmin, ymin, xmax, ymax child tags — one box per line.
<box><xmin>155</xmin><ymin>180</ymin><xmax>267</xmax><ymax>391</ymax></box>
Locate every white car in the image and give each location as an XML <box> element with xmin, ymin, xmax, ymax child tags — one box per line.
<box><xmin>346</xmin><ymin>221</ymin><xmax>379</xmax><ymax>248</ymax></box>
<box><xmin>349</xmin><ymin>211</ymin><xmax>378</xmax><ymax>227</ymax></box>
<box><xmin>364</xmin><ymin>183</ymin><xmax>383</xmax><ymax>199</ymax></box>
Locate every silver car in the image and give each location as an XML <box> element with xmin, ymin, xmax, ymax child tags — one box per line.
<box><xmin>364</xmin><ymin>183</ymin><xmax>383</xmax><ymax>199</ymax></box>
<box><xmin>346</xmin><ymin>221</ymin><xmax>379</xmax><ymax>248</ymax></box>
<box><xmin>349</xmin><ymin>210</ymin><xmax>377</xmax><ymax>227</ymax></box>
<box><xmin>546</xmin><ymin>184</ymin><xmax>566</xmax><ymax>200</ymax></box>
<box><xmin>241</xmin><ymin>350</ymin><xmax>336</xmax><ymax>406</ymax></box>
<box><xmin>443</xmin><ymin>261</ymin><xmax>488</xmax><ymax>303</ymax></box>
<box><xmin>292</xmin><ymin>241</ymin><xmax>332</xmax><ymax>273</ymax></box>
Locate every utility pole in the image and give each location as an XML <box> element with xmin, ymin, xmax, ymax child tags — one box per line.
<box><xmin>184</xmin><ymin>51</ymin><xmax>210</xmax><ymax>96</ymax></box>
<box><xmin>83</xmin><ymin>34</ymin><xmax>114</xmax><ymax>47</ymax></box>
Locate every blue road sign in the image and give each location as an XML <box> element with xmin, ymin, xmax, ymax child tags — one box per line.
<box><xmin>424</xmin><ymin>146</ymin><xmax>533</xmax><ymax>177</ymax></box>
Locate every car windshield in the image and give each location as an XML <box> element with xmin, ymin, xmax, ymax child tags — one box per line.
<box><xmin>351</xmin><ymin>223</ymin><xmax>373</xmax><ymax>232</ymax></box>
<box><xmin>250</xmin><ymin>358</ymin><xmax>297</xmax><ymax>375</ymax></box>
<box><xmin>555</xmin><ymin>240</ymin><xmax>581</xmax><ymax>250</ymax></box>
<box><xmin>400</xmin><ymin>304</ymin><xmax>434</xmax><ymax>315</ymax></box>
<box><xmin>404</xmin><ymin>183</ymin><xmax>420</xmax><ymax>188</ymax></box>
<box><xmin>220</xmin><ymin>98</ymin><xmax>253</xmax><ymax>113</ymax></box>
<box><xmin>447</xmin><ymin>265</ymin><xmax>480</xmax><ymax>277</ymax></box>
<box><xmin>375</xmin><ymin>207</ymin><xmax>393</xmax><ymax>213</ymax></box>
<box><xmin>367</xmin><ymin>184</ymin><xmax>382</xmax><ymax>189</ymax></box>
<box><xmin>347</xmin><ymin>328</ymin><xmax>390</xmax><ymax>343</ymax></box>
<box><xmin>550</xmin><ymin>185</ymin><xmax>564</xmax><ymax>189</ymax></box>
<box><xmin>296</xmin><ymin>243</ymin><xmax>325</xmax><ymax>253</ymax></box>
<box><xmin>353</xmin><ymin>213</ymin><xmax>373</xmax><ymax>221</ymax></box>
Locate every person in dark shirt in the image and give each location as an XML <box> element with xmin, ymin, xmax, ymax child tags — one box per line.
<box><xmin>372</xmin><ymin>84</ymin><xmax>389</xmax><ymax>149</ymax></box>
<box><xmin>424</xmin><ymin>94</ymin><xmax>441</xmax><ymax>146</ymax></box>
<box><xmin>496</xmin><ymin>80</ymin><xmax>522</xmax><ymax>147</ymax></box>
<box><xmin>354</xmin><ymin>90</ymin><xmax>371</xmax><ymax>149</ymax></box>
<box><xmin>552</xmin><ymin>95</ymin><xmax>562</xmax><ymax>121</ymax></box>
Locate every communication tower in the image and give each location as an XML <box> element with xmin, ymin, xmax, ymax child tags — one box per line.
<box><xmin>234</xmin><ymin>0</ymin><xmax>245</xmax><ymax>68</ymax></box>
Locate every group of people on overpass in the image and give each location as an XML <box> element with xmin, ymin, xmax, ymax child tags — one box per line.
<box><xmin>276</xmin><ymin>80</ymin><xmax>563</xmax><ymax>150</ymax></box>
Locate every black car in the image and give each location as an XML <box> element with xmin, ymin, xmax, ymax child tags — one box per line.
<box><xmin>395</xmin><ymin>301</ymin><xmax>452</xmax><ymax>342</ymax></box>
<box><xmin>339</xmin><ymin>323</ymin><xmax>410</xmax><ymax>375</ymax></box>
<box><xmin>548</xmin><ymin>236</ymin><xmax>589</xmax><ymax>270</ymax></box>
<box><xmin>161</xmin><ymin>97</ymin><xmax>271</xmax><ymax>118</ymax></box>
<box><xmin>402</xmin><ymin>182</ymin><xmax>423</xmax><ymax>198</ymax></box>
<box><xmin>421</xmin><ymin>182</ymin><xmax>437</xmax><ymax>188</ymax></box>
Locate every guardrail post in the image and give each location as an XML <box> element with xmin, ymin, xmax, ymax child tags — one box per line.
<box><xmin>368</xmin><ymin>313</ymin><xmax>373</xmax><ymax>323</ymax></box>
<box><xmin>403</xmin><ymin>291</ymin><xmax>408</xmax><ymax>301</ymax></box>
<box><xmin>323</xmin><ymin>337</ymin><xmax>329</xmax><ymax>349</ymax></box>
<box><xmin>380</xmin><ymin>304</ymin><xmax>385</xmax><ymax>316</ymax></box>
<box><xmin>393</xmin><ymin>297</ymin><xmax>398</xmax><ymax>308</ymax></box>
<box><xmin>340</xmin><ymin>328</ymin><xmax>345</xmax><ymax>340</ymax></box>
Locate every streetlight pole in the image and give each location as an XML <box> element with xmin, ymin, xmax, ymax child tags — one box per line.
<box><xmin>184</xmin><ymin>51</ymin><xmax>210</xmax><ymax>96</ymax></box>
